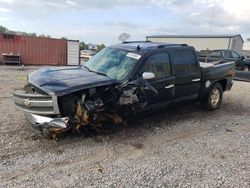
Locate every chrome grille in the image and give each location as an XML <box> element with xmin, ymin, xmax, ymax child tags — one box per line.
<box><xmin>13</xmin><ymin>91</ymin><xmax>60</xmax><ymax>115</ymax></box>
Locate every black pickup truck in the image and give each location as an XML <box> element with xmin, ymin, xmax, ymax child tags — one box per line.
<box><xmin>198</xmin><ymin>49</ymin><xmax>250</xmax><ymax>71</ymax></box>
<box><xmin>13</xmin><ymin>42</ymin><xmax>235</xmax><ymax>139</ymax></box>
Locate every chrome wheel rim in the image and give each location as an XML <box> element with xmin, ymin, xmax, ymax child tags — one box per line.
<box><xmin>211</xmin><ymin>88</ymin><xmax>220</xmax><ymax>106</ymax></box>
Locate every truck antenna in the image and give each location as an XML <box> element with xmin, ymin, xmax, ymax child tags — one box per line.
<box><xmin>137</xmin><ymin>45</ymin><xmax>141</xmax><ymax>51</ymax></box>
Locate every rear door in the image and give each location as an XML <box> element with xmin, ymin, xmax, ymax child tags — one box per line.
<box><xmin>139</xmin><ymin>51</ymin><xmax>174</xmax><ymax>105</ymax></box>
<box><xmin>170</xmin><ymin>48</ymin><xmax>201</xmax><ymax>102</ymax></box>
<box><xmin>67</xmin><ymin>41</ymin><xmax>80</xmax><ymax>66</ymax></box>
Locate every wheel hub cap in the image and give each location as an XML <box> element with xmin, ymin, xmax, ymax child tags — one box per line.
<box><xmin>211</xmin><ymin>89</ymin><xmax>220</xmax><ymax>106</ymax></box>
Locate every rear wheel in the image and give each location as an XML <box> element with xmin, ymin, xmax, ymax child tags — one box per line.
<box><xmin>201</xmin><ymin>83</ymin><xmax>223</xmax><ymax>111</ymax></box>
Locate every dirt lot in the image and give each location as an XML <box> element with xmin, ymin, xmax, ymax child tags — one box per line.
<box><xmin>0</xmin><ymin>65</ymin><xmax>250</xmax><ymax>188</ymax></box>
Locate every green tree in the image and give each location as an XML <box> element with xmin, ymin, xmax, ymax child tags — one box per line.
<box><xmin>80</xmin><ymin>41</ymin><xmax>89</xmax><ymax>50</ymax></box>
<box><xmin>29</xmin><ymin>33</ymin><xmax>37</xmax><ymax>37</ymax></box>
<box><xmin>0</xmin><ymin>25</ymin><xmax>8</xmax><ymax>33</ymax></box>
<box><xmin>97</xmin><ymin>44</ymin><xmax>105</xmax><ymax>52</ymax></box>
<box><xmin>38</xmin><ymin>34</ymin><xmax>46</xmax><ymax>37</ymax></box>
<box><xmin>38</xmin><ymin>34</ymin><xmax>51</xmax><ymax>38</ymax></box>
<box><xmin>247</xmin><ymin>38</ymin><xmax>250</xmax><ymax>42</ymax></box>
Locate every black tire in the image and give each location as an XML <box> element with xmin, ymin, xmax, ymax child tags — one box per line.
<box><xmin>201</xmin><ymin>83</ymin><xmax>223</xmax><ymax>111</ymax></box>
<box><xmin>243</xmin><ymin>65</ymin><xmax>249</xmax><ymax>71</ymax></box>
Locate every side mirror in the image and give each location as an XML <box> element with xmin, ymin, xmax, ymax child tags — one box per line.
<box><xmin>241</xmin><ymin>55</ymin><xmax>245</xmax><ymax>60</ymax></box>
<box><xmin>142</xmin><ymin>72</ymin><xmax>155</xmax><ymax>80</ymax></box>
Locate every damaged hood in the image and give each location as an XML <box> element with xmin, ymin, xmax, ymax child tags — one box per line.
<box><xmin>28</xmin><ymin>66</ymin><xmax>118</xmax><ymax>96</ymax></box>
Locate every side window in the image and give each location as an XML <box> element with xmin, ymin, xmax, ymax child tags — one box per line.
<box><xmin>210</xmin><ymin>51</ymin><xmax>221</xmax><ymax>58</ymax></box>
<box><xmin>141</xmin><ymin>52</ymin><xmax>171</xmax><ymax>79</ymax></box>
<box><xmin>223</xmin><ymin>50</ymin><xmax>233</xmax><ymax>58</ymax></box>
<box><xmin>232</xmin><ymin>51</ymin><xmax>240</xmax><ymax>58</ymax></box>
<box><xmin>172</xmin><ymin>50</ymin><xmax>197</xmax><ymax>74</ymax></box>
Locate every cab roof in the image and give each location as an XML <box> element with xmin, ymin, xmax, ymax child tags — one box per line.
<box><xmin>110</xmin><ymin>41</ymin><xmax>189</xmax><ymax>53</ymax></box>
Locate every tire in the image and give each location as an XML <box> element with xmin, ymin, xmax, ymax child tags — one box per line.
<box><xmin>201</xmin><ymin>83</ymin><xmax>223</xmax><ymax>111</ymax></box>
<box><xmin>244</xmin><ymin>65</ymin><xmax>249</xmax><ymax>71</ymax></box>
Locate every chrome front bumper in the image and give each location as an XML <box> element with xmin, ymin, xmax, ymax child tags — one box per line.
<box><xmin>24</xmin><ymin>113</ymin><xmax>68</xmax><ymax>135</ymax></box>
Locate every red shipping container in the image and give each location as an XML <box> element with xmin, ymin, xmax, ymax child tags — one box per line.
<box><xmin>0</xmin><ymin>33</ymin><xmax>67</xmax><ymax>66</ymax></box>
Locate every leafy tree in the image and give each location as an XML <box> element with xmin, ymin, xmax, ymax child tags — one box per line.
<box><xmin>28</xmin><ymin>33</ymin><xmax>37</xmax><ymax>37</ymax></box>
<box><xmin>38</xmin><ymin>34</ymin><xmax>46</xmax><ymax>37</ymax></box>
<box><xmin>247</xmin><ymin>38</ymin><xmax>250</xmax><ymax>42</ymax></box>
<box><xmin>38</xmin><ymin>34</ymin><xmax>51</xmax><ymax>38</ymax></box>
<box><xmin>97</xmin><ymin>44</ymin><xmax>105</xmax><ymax>52</ymax></box>
<box><xmin>0</xmin><ymin>25</ymin><xmax>8</xmax><ymax>33</ymax></box>
<box><xmin>0</xmin><ymin>25</ymin><xmax>49</xmax><ymax>38</ymax></box>
<box><xmin>80</xmin><ymin>41</ymin><xmax>89</xmax><ymax>50</ymax></box>
<box><xmin>118</xmin><ymin>33</ymin><xmax>130</xmax><ymax>42</ymax></box>
<box><xmin>6</xmin><ymin>30</ymin><xmax>15</xmax><ymax>35</ymax></box>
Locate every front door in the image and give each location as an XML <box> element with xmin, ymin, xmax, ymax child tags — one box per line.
<box><xmin>139</xmin><ymin>51</ymin><xmax>174</xmax><ymax>106</ymax></box>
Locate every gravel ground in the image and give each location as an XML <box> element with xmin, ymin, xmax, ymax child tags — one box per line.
<box><xmin>0</xmin><ymin>65</ymin><xmax>250</xmax><ymax>188</ymax></box>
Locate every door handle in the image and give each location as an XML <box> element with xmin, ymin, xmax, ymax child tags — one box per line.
<box><xmin>192</xmin><ymin>78</ymin><xmax>201</xmax><ymax>82</ymax></box>
<box><xmin>165</xmin><ymin>84</ymin><xmax>174</xmax><ymax>89</ymax></box>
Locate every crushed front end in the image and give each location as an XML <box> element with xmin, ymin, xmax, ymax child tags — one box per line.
<box><xmin>13</xmin><ymin>65</ymin><xmax>159</xmax><ymax>139</ymax></box>
<box><xmin>13</xmin><ymin>84</ymin><xmax>70</xmax><ymax>139</ymax></box>
<box><xmin>13</xmin><ymin>82</ymin><xmax>148</xmax><ymax>139</ymax></box>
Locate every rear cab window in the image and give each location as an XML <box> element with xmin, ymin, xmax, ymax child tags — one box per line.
<box><xmin>210</xmin><ymin>51</ymin><xmax>221</xmax><ymax>58</ymax></box>
<box><xmin>171</xmin><ymin>49</ymin><xmax>198</xmax><ymax>75</ymax></box>
<box><xmin>223</xmin><ymin>50</ymin><xmax>233</xmax><ymax>58</ymax></box>
<box><xmin>231</xmin><ymin>51</ymin><xmax>240</xmax><ymax>58</ymax></box>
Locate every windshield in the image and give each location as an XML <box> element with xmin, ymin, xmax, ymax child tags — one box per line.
<box><xmin>83</xmin><ymin>47</ymin><xmax>140</xmax><ymax>80</ymax></box>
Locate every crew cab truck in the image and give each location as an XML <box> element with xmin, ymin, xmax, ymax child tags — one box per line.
<box><xmin>13</xmin><ymin>42</ymin><xmax>235</xmax><ymax>139</ymax></box>
<box><xmin>198</xmin><ymin>49</ymin><xmax>250</xmax><ymax>71</ymax></box>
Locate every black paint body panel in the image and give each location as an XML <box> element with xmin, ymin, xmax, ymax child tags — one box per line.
<box><xmin>28</xmin><ymin>66</ymin><xmax>118</xmax><ymax>96</ymax></box>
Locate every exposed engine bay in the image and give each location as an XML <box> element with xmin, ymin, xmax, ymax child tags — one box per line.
<box><xmin>23</xmin><ymin>78</ymin><xmax>158</xmax><ymax>140</ymax></box>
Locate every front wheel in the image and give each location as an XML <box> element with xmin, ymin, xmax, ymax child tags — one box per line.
<box><xmin>243</xmin><ymin>65</ymin><xmax>249</xmax><ymax>71</ymax></box>
<box><xmin>245</xmin><ymin>65</ymin><xmax>250</xmax><ymax>72</ymax></box>
<box><xmin>201</xmin><ymin>83</ymin><xmax>223</xmax><ymax>111</ymax></box>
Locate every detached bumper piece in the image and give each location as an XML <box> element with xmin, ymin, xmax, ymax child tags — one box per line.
<box><xmin>24</xmin><ymin>113</ymin><xmax>70</xmax><ymax>139</ymax></box>
<box><xmin>25</xmin><ymin>112</ymin><xmax>122</xmax><ymax>140</ymax></box>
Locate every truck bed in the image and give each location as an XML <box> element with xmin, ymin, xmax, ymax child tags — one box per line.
<box><xmin>201</xmin><ymin>61</ymin><xmax>235</xmax><ymax>86</ymax></box>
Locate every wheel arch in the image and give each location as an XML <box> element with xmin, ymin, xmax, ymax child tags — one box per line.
<box><xmin>217</xmin><ymin>79</ymin><xmax>227</xmax><ymax>91</ymax></box>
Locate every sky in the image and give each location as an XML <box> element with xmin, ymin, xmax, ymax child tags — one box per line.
<box><xmin>0</xmin><ymin>0</ymin><xmax>250</xmax><ymax>49</ymax></box>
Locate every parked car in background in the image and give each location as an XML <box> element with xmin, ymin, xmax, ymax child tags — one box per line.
<box><xmin>198</xmin><ymin>49</ymin><xmax>250</xmax><ymax>71</ymax></box>
<box><xmin>13</xmin><ymin>42</ymin><xmax>235</xmax><ymax>139</ymax></box>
